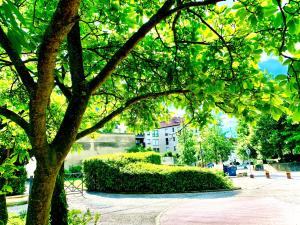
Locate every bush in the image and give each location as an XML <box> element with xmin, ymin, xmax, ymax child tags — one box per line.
<box><xmin>84</xmin><ymin>153</ymin><xmax>233</xmax><ymax>193</ymax></box>
<box><xmin>65</xmin><ymin>165</ymin><xmax>83</xmax><ymax>174</ymax></box>
<box><xmin>8</xmin><ymin>209</ymin><xmax>100</xmax><ymax>225</ymax></box>
<box><xmin>163</xmin><ymin>151</ymin><xmax>173</xmax><ymax>157</ymax></box>
<box><xmin>7</xmin><ymin>166</ymin><xmax>27</xmax><ymax>196</ymax></box>
<box><xmin>126</xmin><ymin>145</ymin><xmax>153</xmax><ymax>153</ymax></box>
<box><xmin>85</xmin><ymin>152</ymin><xmax>161</xmax><ymax>166</ymax></box>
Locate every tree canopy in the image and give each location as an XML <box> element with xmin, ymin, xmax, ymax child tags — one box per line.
<box><xmin>201</xmin><ymin>123</ymin><xmax>234</xmax><ymax>164</ymax></box>
<box><xmin>236</xmin><ymin>114</ymin><xmax>300</xmax><ymax>161</ymax></box>
<box><xmin>0</xmin><ymin>0</ymin><xmax>299</xmax><ymax>224</ymax></box>
<box><xmin>178</xmin><ymin>128</ymin><xmax>198</xmax><ymax>165</ymax></box>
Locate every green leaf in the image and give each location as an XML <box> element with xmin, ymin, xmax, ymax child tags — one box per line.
<box><xmin>274</xmin><ymin>13</ymin><xmax>283</xmax><ymax>28</ymax></box>
<box><xmin>292</xmin><ymin>111</ymin><xmax>300</xmax><ymax>123</ymax></box>
<box><xmin>275</xmin><ymin>74</ymin><xmax>287</xmax><ymax>81</ymax></box>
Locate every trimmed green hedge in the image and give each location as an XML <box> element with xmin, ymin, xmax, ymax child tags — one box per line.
<box><xmin>85</xmin><ymin>152</ymin><xmax>161</xmax><ymax>166</ymax></box>
<box><xmin>84</xmin><ymin>152</ymin><xmax>233</xmax><ymax>193</ymax></box>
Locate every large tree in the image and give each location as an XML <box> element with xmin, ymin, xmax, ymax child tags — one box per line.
<box><xmin>0</xmin><ymin>0</ymin><xmax>299</xmax><ymax>224</ymax></box>
<box><xmin>201</xmin><ymin>124</ymin><xmax>233</xmax><ymax>164</ymax></box>
<box><xmin>178</xmin><ymin>128</ymin><xmax>197</xmax><ymax>165</ymax></box>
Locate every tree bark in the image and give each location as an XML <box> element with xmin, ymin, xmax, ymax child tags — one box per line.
<box><xmin>0</xmin><ymin>179</ymin><xmax>7</xmax><ymax>225</ymax></box>
<box><xmin>26</xmin><ymin>161</ymin><xmax>60</xmax><ymax>225</ymax></box>
<box><xmin>50</xmin><ymin>163</ymin><xmax>68</xmax><ymax>225</ymax></box>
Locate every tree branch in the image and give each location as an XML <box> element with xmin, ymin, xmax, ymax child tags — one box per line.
<box><xmin>88</xmin><ymin>0</ymin><xmax>222</xmax><ymax>94</ymax></box>
<box><xmin>0</xmin><ymin>26</ymin><xmax>36</xmax><ymax>96</ymax></box>
<box><xmin>76</xmin><ymin>89</ymin><xmax>190</xmax><ymax>139</ymax></box>
<box><xmin>67</xmin><ymin>20</ymin><xmax>86</xmax><ymax>94</ymax></box>
<box><xmin>188</xmin><ymin>9</ymin><xmax>235</xmax><ymax>78</ymax></box>
<box><xmin>0</xmin><ymin>106</ymin><xmax>31</xmax><ymax>137</ymax></box>
<box><xmin>54</xmin><ymin>71</ymin><xmax>72</xmax><ymax>101</ymax></box>
<box><xmin>31</xmin><ymin>0</ymin><xmax>81</xmax><ymax>152</ymax></box>
<box><xmin>88</xmin><ymin>0</ymin><xmax>176</xmax><ymax>93</ymax></box>
<box><xmin>167</xmin><ymin>0</ymin><xmax>224</xmax><ymax>15</ymax></box>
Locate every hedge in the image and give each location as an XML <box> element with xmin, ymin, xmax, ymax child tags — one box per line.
<box><xmin>83</xmin><ymin>152</ymin><xmax>233</xmax><ymax>193</ymax></box>
<box><xmin>85</xmin><ymin>152</ymin><xmax>161</xmax><ymax>166</ymax></box>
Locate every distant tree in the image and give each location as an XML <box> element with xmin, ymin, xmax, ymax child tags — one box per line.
<box><xmin>178</xmin><ymin>129</ymin><xmax>197</xmax><ymax>166</ymax></box>
<box><xmin>281</xmin><ymin>117</ymin><xmax>300</xmax><ymax>156</ymax></box>
<box><xmin>201</xmin><ymin>125</ymin><xmax>233</xmax><ymax>164</ymax></box>
<box><xmin>235</xmin><ymin>121</ymin><xmax>257</xmax><ymax>160</ymax></box>
<box><xmin>249</xmin><ymin>114</ymin><xmax>300</xmax><ymax>161</ymax></box>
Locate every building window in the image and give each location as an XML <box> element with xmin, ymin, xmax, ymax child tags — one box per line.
<box><xmin>165</xmin><ymin>133</ymin><xmax>168</xmax><ymax>136</ymax></box>
<box><xmin>172</xmin><ymin>127</ymin><xmax>175</xmax><ymax>132</ymax></box>
<box><xmin>147</xmin><ymin>132</ymin><xmax>150</xmax><ymax>136</ymax></box>
<box><xmin>152</xmin><ymin>139</ymin><xmax>159</xmax><ymax>146</ymax></box>
<box><xmin>166</xmin><ymin>138</ymin><xmax>169</xmax><ymax>145</ymax></box>
<box><xmin>174</xmin><ymin>146</ymin><xmax>176</xmax><ymax>151</ymax></box>
<box><xmin>152</xmin><ymin>130</ymin><xmax>159</xmax><ymax>137</ymax></box>
<box><xmin>173</xmin><ymin>137</ymin><xmax>175</xmax><ymax>141</ymax></box>
<box><xmin>153</xmin><ymin>148</ymin><xmax>160</xmax><ymax>152</ymax></box>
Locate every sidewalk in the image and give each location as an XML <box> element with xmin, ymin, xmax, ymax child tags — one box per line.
<box><xmin>158</xmin><ymin>172</ymin><xmax>300</xmax><ymax>225</ymax></box>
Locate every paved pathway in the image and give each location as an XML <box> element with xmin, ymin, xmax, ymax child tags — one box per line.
<box><xmin>159</xmin><ymin>172</ymin><xmax>300</xmax><ymax>225</ymax></box>
<box><xmin>8</xmin><ymin>171</ymin><xmax>300</xmax><ymax>225</ymax></box>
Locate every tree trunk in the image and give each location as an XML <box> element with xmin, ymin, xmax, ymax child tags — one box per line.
<box><xmin>0</xmin><ymin>191</ymin><xmax>7</xmax><ymax>225</ymax></box>
<box><xmin>50</xmin><ymin>163</ymin><xmax>68</xmax><ymax>225</ymax></box>
<box><xmin>26</xmin><ymin>162</ymin><xmax>59</xmax><ymax>225</ymax></box>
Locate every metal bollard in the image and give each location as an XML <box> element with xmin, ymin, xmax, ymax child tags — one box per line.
<box><xmin>286</xmin><ymin>171</ymin><xmax>292</xmax><ymax>179</ymax></box>
<box><xmin>265</xmin><ymin>171</ymin><xmax>270</xmax><ymax>178</ymax></box>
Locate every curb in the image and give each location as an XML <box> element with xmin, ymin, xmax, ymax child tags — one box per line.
<box><xmin>7</xmin><ymin>195</ymin><xmax>28</xmax><ymax>207</ymax></box>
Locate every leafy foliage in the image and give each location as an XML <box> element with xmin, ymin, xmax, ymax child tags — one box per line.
<box><xmin>84</xmin><ymin>154</ymin><xmax>233</xmax><ymax>193</ymax></box>
<box><xmin>85</xmin><ymin>152</ymin><xmax>162</xmax><ymax>166</ymax></box>
<box><xmin>246</xmin><ymin>114</ymin><xmax>300</xmax><ymax>161</ymax></box>
<box><xmin>7</xmin><ymin>166</ymin><xmax>27</xmax><ymax>196</ymax></box>
<box><xmin>201</xmin><ymin>124</ymin><xmax>234</xmax><ymax>164</ymax></box>
<box><xmin>7</xmin><ymin>209</ymin><xmax>101</xmax><ymax>225</ymax></box>
<box><xmin>0</xmin><ymin>0</ymin><xmax>299</xmax><ymax>223</ymax></box>
<box><xmin>178</xmin><ymin>129</ymin><xmax>198</xmax><ymax>165</ymax></box>
<box><xmin>126</xmin><ymin>145</ymin><xmax>153</xmax><ymax>153</ymax></box>
<box><xmin>235</xmin><ymin>121</ymin><xmax>257</xmax><ymax>160</ymax></box>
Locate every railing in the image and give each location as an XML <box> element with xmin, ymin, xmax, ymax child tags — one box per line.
<box><xmin>270</xmin><ymin>162</ymin><xmax>300</xmax><ymax>171</ymax></box>
<box><xmin>64</xmin><ymin>172</ymin><xmax>84</xmax><ymax>195</ymax></box>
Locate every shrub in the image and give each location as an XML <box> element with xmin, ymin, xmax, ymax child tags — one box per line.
<box><xmin>126</xmin><ymin>145</ymin><xmax>153</xmax><ymax>153</ymax></box>
<box><xmin>8</xmin><ymin>209</ymin><xmax>100</xmax><ymax>225</ymax></box>
<box><xmin>163</xmin><ymin>151</ymin><xmax>173</xmax><ymax>157</ymax></box>
<box><xmin>65</xmin><ymin>165</ymin><xmax>83</xmax><ymax>174</ymax></box>
<box><xmin>7</xmin><ymin>166</ymin><xmax>27</xmax><ymax>196</ymax></box>
<box><xmin>84</xmin><ymin>152</ymin><xmax>233</xmax><ymax>193</ymax></box>
<box><xmin>85</xmin><ymin>152</ymin><xmax>161</xmax><ymax>166</ymax></box>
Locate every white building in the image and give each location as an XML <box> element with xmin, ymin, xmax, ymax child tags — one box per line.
<box><xmin>144</xmin><ymin>117</ymin><xmax>181</xmax><ymax>153</ymax></box>
<box><xmin>144</xmin><ymin>117</ymin><xmax>200</xmax><ymax>154</ymax></box>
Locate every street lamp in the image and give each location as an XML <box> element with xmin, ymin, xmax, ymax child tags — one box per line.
<box><xmin>246</xmin><ymin>148</ymin><xmax>254</xmax><ymax>178</ymax></box>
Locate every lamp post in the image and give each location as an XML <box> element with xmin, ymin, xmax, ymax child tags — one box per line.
<box><xmin>246</xmin><ymin>148</ymin><xmax>254</xmax><ymax>178</ymax></box>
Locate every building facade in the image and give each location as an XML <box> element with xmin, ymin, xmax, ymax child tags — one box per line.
<box><xmin>143</xmin><ymin>117</ymin><xmax>200</xmax><ymax>154</ymax></box>
<box><xmin>144</xmin><ymin>117</ymin><xmax>181</xmax><ymax>153</ymax></box>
